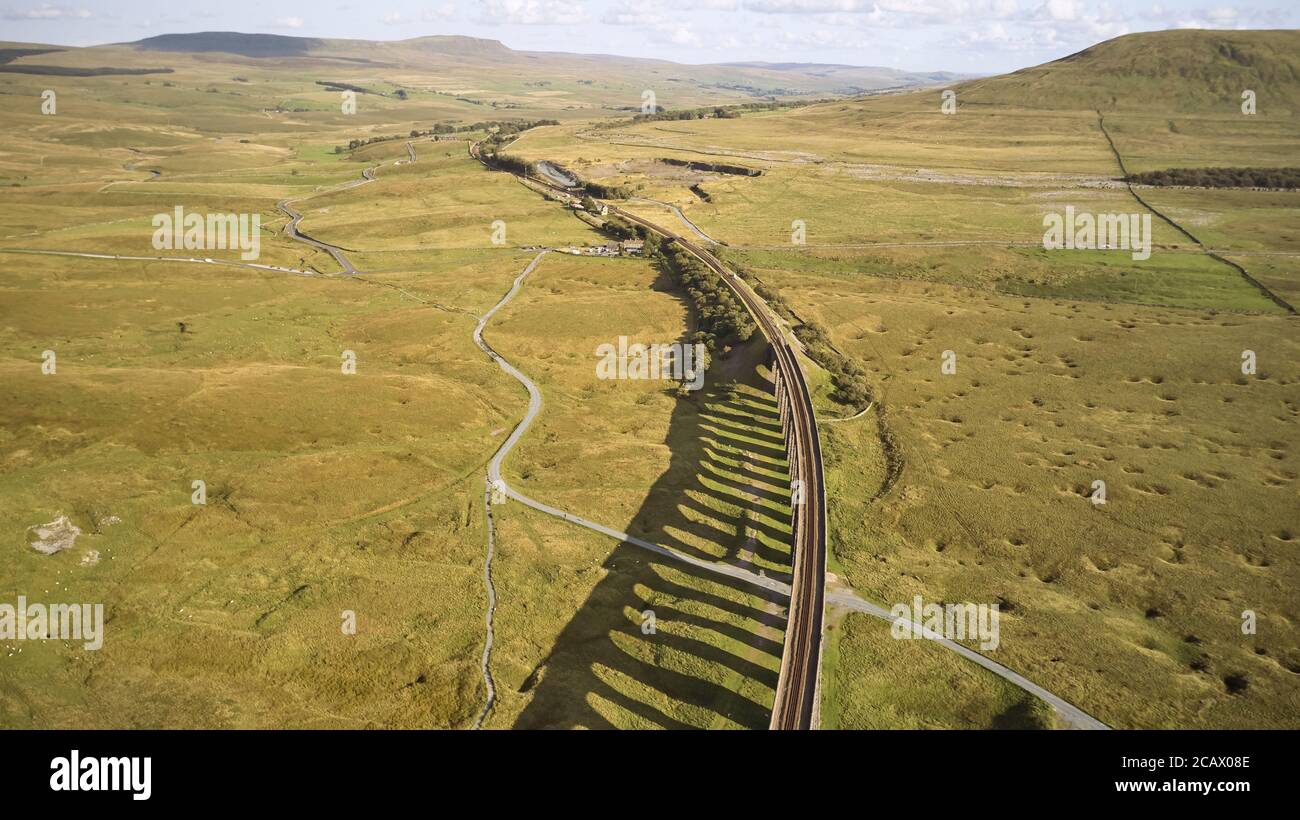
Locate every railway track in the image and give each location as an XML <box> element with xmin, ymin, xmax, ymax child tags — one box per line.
<box><xmin>470</xmin><ymin>140</ymin><xmax>829</xmax><ymax>729</ymax></box>
<box><xmin>609</xmin><ymin>206</ymin><xmax>828</xmax><ymax>731</ymax></box>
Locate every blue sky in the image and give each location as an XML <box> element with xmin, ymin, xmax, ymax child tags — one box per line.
<box><xmin>2</xmin><ymin>1</ymin><xmax>1295</xmax><ymax>73</ymax></box>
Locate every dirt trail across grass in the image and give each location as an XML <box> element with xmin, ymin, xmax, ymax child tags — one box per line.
<box><xmin>472</xmin><ymin>475</ymin><xmax>499</xmax><ymax>729</ymax></box>
<box><xmin>628</xmin><ymin>196</ymin><xmax>720</xmax><ymax>244</ymax></box>
<box><xmin>0</xmin><ymin>247</ymin><xmax>318</xmax><ymax>276</ymax></box>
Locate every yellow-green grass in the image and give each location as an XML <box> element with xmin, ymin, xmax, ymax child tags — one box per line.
<box><xmin>533</xmin><ymin>99</ymin><xmax>1297</xmax><ymax>179</ymax></box>
<box><xmin>0</xmin><ymin>88</ymin><xmax>634</xmax><ymax>727</ymax></box>
<box><xmin>304</xmin><ymin>151</ymin><xmax>605</xmax><ymax>254</ymax></box>
<box><xmin>0</xmin><ymin>144</ymin><xmax>604</xmax><ymax>278</ymax></box>
<box><xmin>1232</xmin><ymin>255</ymin><xmax>1300</xmax><ymax>307</ymax></box>
<box><xmin>490</xmin><ymin>254</ymin><xmax>794</xmax><ymax>571</ymax></box>
<box><xmin>487</xmin><ymin>504</ymin><xmax>786</xmax><ymax>729</ymax></box>
<box><xmin>1134</xmin><ymin>187</ymin><xmax>1300</xmax><ymax>254</ymax></box>
<box><xmin>821</xmin><ymin>611</ymin><xmax>1054</xmax><ymax>730</ymax></box>
<box><xmin>520</xmin><ymin>107</ymin><xmax>1122</xmax><ymax>174</ymax></box>
<box><xmin>512</xmin><ymin>109</ymin><xmax>1295</xmax><ymax>321</ymax></box>
<box><xmin>679</xmin><ymin>170</ymin><xmax>1187</xmax><ymax>248</ymax></box>
<box><xmin>732</xmin><ymin>245</ymin><xmax>1285</xmax><ymax>314</ymax></box>
<box><xmin>0</xmin><ymin>240</ymin><xmax>553</xmax><ymax>727</ymax></box>
<box><xmin>1100</xmin><ymin>111</ymin><xmax>1300</xmax><ymax>174</ymax></box>
<box><xmin>0</xmin><ymin>203</ymin><xmax>308</xmax><ymax>275</ymax></box>
<box><xmin>953</xmin><ymin>30</ymin><xmax>1300</xmax><ymax>116</ymax></box>
<box><xmin>511</xmin><ymin>88</ymin><xmax>1296</xmax><ymax>321</ymax></box>
<box><xmin>763</xmin><ymin>265</ymin><xmax>1300</xmax><ymax>728</ymax></box>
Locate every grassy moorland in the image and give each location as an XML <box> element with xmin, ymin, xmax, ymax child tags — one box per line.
<box><xmin>0</xmin><ymin>246</ymin><xmax>536</xmax><ymax>727</ymax></box>
<box><xmin>1</xmin><ymin>27</ymin><xmax>1296</xmax><ymax>730</ymax></box>
<box><xmin>0</xmin><ymin>39</ymin><xmax>619</xmax><ymax>725</ymax></box>
<box><xmin>507</xmin><ymin>29</ymin><xmax>1300</xmax><ymax>728</ymax></box>
<box><xmin>820</xmin><ymin>611</ymin><xmax>1056</xmax><ymax>730</ymax></box>
<box><xmin>0</xmin><ymin>30</ymin><xmax>860</xmax><ymax>729</ymax></box>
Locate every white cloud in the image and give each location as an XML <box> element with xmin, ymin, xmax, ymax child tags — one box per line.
<box><xmin>601</xmin><ymin>3</ymin><xmax>666</xmax><ymax>26</ymax></box>
<box><xmin>274</xmin><ymin>16</ymin><xmax>306</xmax><ymax>28</ymax></box>
<box><xmin>668</xmin><ymin>24</ymin><xmax>701</xmax><ymax>45</ymax></box>
<box><xmin>601</xmin><ymin>0</ymin><xmax>725</xmax><ymax>49</ymax></box>
<box><xmin>382</xmin><ymin>5</ymin><xmax>458</xmax><ymax>25</ymax></box>
<box><xmin>744</xmin><ymin>0</ymin><xmax>874</xmax><ymax>12</ymax></box>
<box><xmin>957</xmin><ymin>20</ymin><xmax>1065</xmax><ymax>50</ymax></box>
<box><xmin>477</xmin><ymin>0</ymin><xmax>588</xmax><ymax>25</ymax></box>
<box><xmin>2</xmin><ymin>3</ymin><xmax>91</xmax><ymax>20</ymax></box>
<box><xmin>744</xmin><ymin>0</ymin><xmax>1021</xmax><ymax>17</ymax></box>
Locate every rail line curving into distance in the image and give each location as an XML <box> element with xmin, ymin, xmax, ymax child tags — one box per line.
<box><xmin>468</xmin><ymin>139</ymin><xmax>1108</xmax><ymax>730</ymax></box>
<box><xmin>469</xmin><ymin>138</ymin><xmax>826</xmax><ymax>729</ymax></box>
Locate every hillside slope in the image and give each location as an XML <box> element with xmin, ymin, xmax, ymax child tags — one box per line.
<box><xmin>956</xmin><ymin>29</ymin><xmax>1300</xmax><ymax>115</ymax></box>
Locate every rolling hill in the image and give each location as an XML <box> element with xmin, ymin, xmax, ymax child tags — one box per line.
<box><xmin>955</xmin><ymin>28</ymin><xmax>1300</xmax><ymax>115</ymax></box>
<box><xmin>0</xmin><ymin>31</ymin><xmax>965</xmax><ymax>104</ymax></box>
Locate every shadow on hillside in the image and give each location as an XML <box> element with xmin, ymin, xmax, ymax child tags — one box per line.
<box><xmin>513</xmin><ymin>281</ymin><xmax>795</xmax><ymax>728</ymax></box>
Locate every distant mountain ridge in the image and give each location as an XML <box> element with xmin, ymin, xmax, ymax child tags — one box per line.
<box><xmin>115</xmin><ymin>30</ymin><xmax>960</xmax><ymax>95</ymax></box>
<box><xmin>133</xmin><ymin>32</ymin><xmax>325</xmax><ymax>58</ymax></box>
<box><xmin>133</xmin><ymin>32</ymin><xmax>514</xmax><ymax>60</ymax></box>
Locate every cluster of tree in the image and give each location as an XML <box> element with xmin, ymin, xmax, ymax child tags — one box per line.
<box><xmin>600</xmin><ymin>214</ymin><xmax>645</xmax><ymax>241</ymax></box>
<box><xmin>1127</xmin><ymin>167</ymin><xmax>1300</xmax><ymax>189</ymax></box>
<box><xmin>316</xmin><ymin>80</ymin><xmax>378</xmax><ymax>95</ymax></box>
<box><xmin>481</xmin><ymin>151</ymin><xmax>534</xmax><ymax>176</ymax></box>
<box><xmin>581</xmin><ymin>179</ymin><xmax>634</xmax><ymax>199</ymax></box>
<box><xmin>793</xmin><ymin>322</ymin><xmax>872</xmax><ymax>407</ymax></box>
<box><xmin>718</xmin><ymin>250</ymin><xmax>870</xmax><ymax>408</ymax></box>
<box><xmin>661</xmin><ymin>157</ymin><xmax>761</xmax><ymax>177</ymax></box>
<box><xmin>477</xmin><ymin>120</ymin><xmax>560</xmax><ymax>152</ymax></box>
<box><xmin>709</xmin><ymin>83</ymin><xmax>782</xmax><ymax>96</ymax></box>
<box><xmin>491</xmin><ymin>118</ymin><xmax>560</xmax><ymax>135</ymax></box>
<box><xmin>632</xmin><ymin>106</ymin><xmax>740</xmax><ymax>122</ymax></box>
<box><xmin>651</xmin><ymin>242</ymin><xmax>755</xmax><ymax>352</ymax></box>
<box><xmin>340</xmin><ymin>119</ymin><xmax>558</xmax><ymax>153</ymax></box>
<box><xmin>628</xmin><ymin>99</ymin><xmax>833</xmax><ymax>125</ymax></box>
<box><xmin>751</xmin><ymin>279</ymin><xmax>790</xmax><ymax>319</ymax></box>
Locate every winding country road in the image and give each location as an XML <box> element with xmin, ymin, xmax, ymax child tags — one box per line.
<box><xmin>276</xmin><ymin>165</ymin><xmax>379</xmax><ymax>274</ymax></box>
<box><xmin>276</xmin><ymin>199</ymin><xmax>360</xmax><ymax>274</ymax></box>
